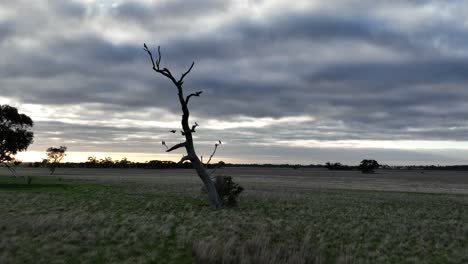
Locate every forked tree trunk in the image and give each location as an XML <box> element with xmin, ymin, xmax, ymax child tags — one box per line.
<box><xmin>180</xmin><ymin>94</ymin><xmax>223</xmax><ymax>209</ymax></box>
<box><xmin>192</xmin><ymin>156</ymin><xmax>223</xmax><ymax>208</ymax></box>
<box><xmin>143</xmin><ymin>45</ymin><xmax>223</xmax><ymax>208</ymax></box>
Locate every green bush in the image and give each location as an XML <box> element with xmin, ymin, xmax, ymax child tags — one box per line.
<box><xmin>202</xmin><ymin>175</ymin><xmax>244</xmax><ymax>207</ymax></box>
<box><xmin>358</xmin><ymin>159</ymin><xmax>380</xmax><ymax>173</ymax></box>
<box><xmin>214</xmin><ymin>175</ymin><xmax>244</xmax><ymax>207</ymax></box>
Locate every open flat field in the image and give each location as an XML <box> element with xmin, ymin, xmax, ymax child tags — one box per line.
<box><xmin>0</xmin><ymin>167</ymin><xmax>467</xmax><ymax>263</ymax></box>
<box><xmin>2</xmin><ymin>167</ymin><xmax>467</xmax><ymax>194</ymax></box>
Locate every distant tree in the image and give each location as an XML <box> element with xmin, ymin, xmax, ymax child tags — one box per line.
<box><xmin>359</xmin><ymin>159</ymin><xmax>380</xmax><ymax>173</ymax></box>
<box><xmin>45</xmin><ymin>146</ymin><xmax>67</xmax><ymax>175</ymax></box>
<box><xmin>99</xmin><ymin>157</ymin><xmax>114</xmax><ymax>168</ymax></box>
<box><xmin>86</xmin><ymin>156</ymin><xmax>98</xmax><ymax>168</ymax></box>
<box><xmin>0</xmin><ymin>105</ymin><xmax>34</xmax><ymax>178</ymax></box>
<box><xmin>117</xmin><ymin>157</ymin><xmax>130</xmax><ymax>168</ymax></box>
<box><xmin>144</xmin><ymin>44</ymin><xmax>237</xmax><ymax>208</ymax></box>
<box><xmin>88</xmin><ymin>156</ymin><xmax>97</xmax><ymax>163</ymax></box>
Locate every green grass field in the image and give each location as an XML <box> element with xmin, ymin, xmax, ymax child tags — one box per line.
<box><xmin>0</xmin><ymin>174</ymin><xmax>467</xmax><ymax>264</ymax></box>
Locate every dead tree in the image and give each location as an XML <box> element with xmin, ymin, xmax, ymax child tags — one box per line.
<box><xmin>143</xmin><ymin>44</ymin><xmax>223</xmax><ymax>208</ymax></box>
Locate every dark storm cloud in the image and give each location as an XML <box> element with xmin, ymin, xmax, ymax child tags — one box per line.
<box><xmin>2</xmin><ymin>0</ymin><xmax>468</xmax><ymax>163</ymax></box>
<box><xmin>309</xmin><ymin>59</ymin><xmax>468</xmax><ymax>85</ymax></box>
<box><xmin>53</xmin><ymin>1</ymin><xmax>87</xmax><ymax>18</ymax></box>
<box><xmin>0</xmin><ymin>21</ymin><xmax>14</xmax><ymax>43</ymax></box>
<box><xmin>111</xmin><ymin>0</ymin><xmax>230</xmax><ymax>23</ymax></box>
<box><xmin>156</xmin><ymin>14</ymin><xmax>397</xmax><ymax>61</ymax></box>
<box><xmin>233</xmin><ymin>14</ymin><xmax>415</xmax><ymax>53</ymax></box>
<box><xmin>1</xmin><ymin>35</ymin><xmax>139</xmax><ymax>79</ymax></box>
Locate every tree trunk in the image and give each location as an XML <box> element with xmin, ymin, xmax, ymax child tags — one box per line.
<box><xmin>193</xmin><ymin>158</ymin><xmax>223</xmax><ymax>208</ymax></box>
<box><xmin>181</xmin><ymin>104</ymin><xmax>223</xmax><ymax>208</ymax></box>
<box><xmin>179</xmin><ymin>88</ymin><xmax>223</xmax><ymax>208</ymax></box>
<box><xmin>5</xmin><ymin>163</ymin><xmax>18</xmax><ymax>177</ymax></box>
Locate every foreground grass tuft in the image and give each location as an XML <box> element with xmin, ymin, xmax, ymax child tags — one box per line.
<box><xmin>0</xmin><ymin>177</ymin><xmax>467</xmax><ymax>263</ymax></box>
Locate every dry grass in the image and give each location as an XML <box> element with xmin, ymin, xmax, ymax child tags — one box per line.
<box><xmin>0</xmin><ymin>170</ymin><xmax>467</xmax><ymax>263</ymax></box>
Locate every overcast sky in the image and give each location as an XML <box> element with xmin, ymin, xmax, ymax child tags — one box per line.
<box><xmin>2</xmin><ymin>0</ymin><xmax>468</xmax><ymax>165</ymax></box>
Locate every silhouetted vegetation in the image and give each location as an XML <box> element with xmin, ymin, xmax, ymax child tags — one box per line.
<box><xmin>398</xmin><ymin>165</ymin><xmax>468</xmax><ymax>171</ymax></box>
<box><xmin>143</xmin><ymin>44</ymin><xmax>226</xmax><ymax>208</ymax></box>
<box><xmin>25</xmin><ymin>159</ymin><xmax>329</xmax><ymax>170</ymax></box>
<box><xmin>359</xmin><ymin>159</ymin><xmax>380</xmax><ymax>173</ymax></box>
<box><xmin>325</xmin><ymin>162</ymin><xmax>354</xmax><ymax>170</ymax></box>
<box><xmin>18</xmin><ymin>158</ymin><xmax>468</xmax><ymax>171</ymax></box>
<box><xmin>0</xmin><ymin>105</ymin><xmax>34</xmax><ymax>181</ymax></box>
<box><xmin>44</xmin><ymin>146</ymin><xmax>67</xmax><ymax>175</ymax></box>
<box><xmin>202</xmin><ymin>175</ymin><xmax>244</xmax><ymax>207</ymax></box>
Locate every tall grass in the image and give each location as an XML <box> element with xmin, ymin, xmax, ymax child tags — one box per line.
<box><xmin>0</xmin><ymin>177</ymin><xmax>467</xmax><ymax>263</ymax></box>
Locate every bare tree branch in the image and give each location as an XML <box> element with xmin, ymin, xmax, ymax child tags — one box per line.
<box><xmin>178</xmin><ymin>155</ymin><xmax>192</xmax><ymax>164</ymax></box>
<box><xmin>166</xmin><ymin>142</ymin><xmax>187</xmax><ymax>152</ymax></box>
<box><xmin>162</xmin><ymin>141</ymin><xmax>168</xmax><ymax>150</ymax></box>
<box><xmin>186</xmin><ymin>91</ymin><xmax>203</xmax><ymax>104</ymax></box>
<box><xmin>143</xmin><ymin>44</ymin><xmax>155</xmax><ymax>68</ymax></box>
<box><xmin>209</xmin><ymin>161</ymin><xmax>224</xmax><ymax>176</ymax></box>
<box><xmin>179</xmin><ymin>62</ymin><xmax>195</xmax><ymax>85</ymax></box>
<box><xmin>143</xmin><ymin>44</ymin><xmax>179</xmax><ymax>85</ymax></box>
<box><xmin>205</xmin><ymin>141</ymin><xmax>222</xmax><ymax>166</ymax></box>
<box><xmin>156</xmin><ymin>46</ymin><xmax>161</xmax><ymax>68</ymax></box>
<box><xmin>191</xmin><ymin>122</ymin><xmax>199</xmax><ymax>132</ymax></box>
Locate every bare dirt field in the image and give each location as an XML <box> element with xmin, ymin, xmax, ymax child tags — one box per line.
<box><xmin>2</xmin><ymin>167</ymin><xmax>467</xmax><ymax>194</ymax></box>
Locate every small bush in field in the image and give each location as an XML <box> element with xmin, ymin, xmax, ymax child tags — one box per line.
<box><xmin>202</xmin><ymin>175</ymin><xmax>244</xmax><ymax>207</ymax></box>
<box><xmin>215</xmin><ymin>175</ymin><xmax>244</xmax><ymax>207</ymax></box>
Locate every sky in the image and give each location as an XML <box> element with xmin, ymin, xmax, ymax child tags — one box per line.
<box><xmin>2</xmin><ymin>0</ymin><xmax>468</xmax><ymax>165</ymax></box>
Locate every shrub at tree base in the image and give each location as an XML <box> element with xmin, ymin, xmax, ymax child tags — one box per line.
<box><xmin>202</xmin><ymin>175</ymin><xmax>244</xmax><ymax>207</ymax></box>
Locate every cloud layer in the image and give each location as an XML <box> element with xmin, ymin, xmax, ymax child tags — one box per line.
<box><xmin>2</xmin><ymin>0</ymin><xmax>468</xmax><ymax>164</ymax></box>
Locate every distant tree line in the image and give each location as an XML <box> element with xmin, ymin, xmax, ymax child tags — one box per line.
<box><xmin>28</xmin><ymin>157</ymin><xmax>195</xmax><ymax>169</ymax></box>
<box><xmin>15</xmin><ymin>159</ymin><xmax>468</xmax><ymax>171</ymax></box>
<box><xmin>392</xmin><ymin>165</ymin><xmax>468</xmax><ymax>171</ymax></box>
<box><xmin>24</xmin><ymin>159</ymin><xmax>331</xmax><ymax>170</ymax></box>
<box><xmin>325</xmin><ymin>162</ymin><xmax>354</xmax><ymax>171</ymax></box>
